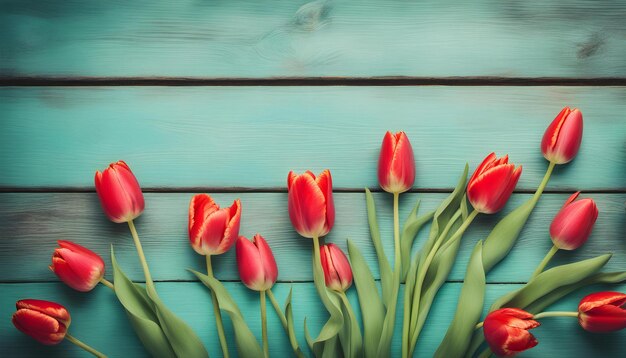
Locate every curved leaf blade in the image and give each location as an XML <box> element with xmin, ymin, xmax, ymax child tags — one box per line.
<box><xmin>365</xmin><ymin>188</ymin><xmax>393</xmax><ymax>306</ymax></box>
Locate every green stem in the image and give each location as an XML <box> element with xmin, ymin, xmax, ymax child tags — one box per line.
<box><xmin>475</xmin><ymin>321</ymin><xmax>483</xmax><ymax>330</ymax></box>
<box><xmin>478</xmin><ymin>347</ymin><xmax>493</xmax><ymax>358</ymax></box>
<box><xmin>533</xmin><ymin>311</ymin><xmax>579</xmax><ymax>319</ymax></box>
<box><xmin>127</xmin><ymin>220</ymin><xmax>153</xmax><ymax>287</ymax></box>
<box><xmin>531</xmin><ymin>161</ymin><xmax>556</xmax><ymax>204</ymax></box>
<box><xmin>393</xmin><ymin>192</ymin><xmax>401</xmax><ymax>277</ymax></box>
<box><xmin>408</xmin><ymin>209</ymin><xmax>478</xmax><ymax>356</ymax></box>
<box><xmin>99</xmin><ymin>278</ymin><xmax>114</xmax><ymax>290</ymax></box>
<box><xmin>530</xmin><ymin>244</ymin><xmax>559</xmax><ymax>280</ymax></box>
<box><xmin>206</xmin><ymin>255</ymin><xmax>230</xmax><ymax>358</ymax></box>
<box><xmin>65</xmin><ymin>333</ymin><xmax>107</xmax><ymax>358</ymax></box>
<box><xmin>261</xmin><ymin>290</ymin><xmax>269</xmax><ymax>358</ymax></box>
<box><xmin>267</xmin><ymin>289</ymin><xmax>288</xmax><ymax>329</ymax></box>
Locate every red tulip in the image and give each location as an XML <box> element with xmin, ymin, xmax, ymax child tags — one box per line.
<box><xmin>320</xmin><ymin>243</ymin><xmax>352</xmax><ymax>292</ymax></box>
<box><xmin>188</xmin><ymin>194</ymin><xmax>241</xmax><ymax>256</ymax></box>
<box><xmin>483</xmin><ymin>308</ymin><xmax>540</xmax><ymax>356</ymax></box>
<box><xmin>467</xmin><ymin>153</ymin><xmax>522</xmax><ymax>214</ymax></box>
<box><xmin>50</xmin><ymin>240</ymin><xmax>105</xmax><ymax>292</ymax></box>
<box><xmin>578</xmin><ymin>291</ymin><xmax>626</xmax><ymax>333</ymax></box>
<box><xmin>549</xmin><ymin>192</ymin><xmax>598</xmax><ymax>250</ymax></box>
<box><xmin>12</xmin><ymin>299</ymin><xmax>71</xmax><ymax>345</ymax></box>
<box><xmin>287</xmin><ymin>170</ymin><xmax>335</xmax><ymax>238</ymax></box>
<box><xmin>236</xmin><ymin>234</ymin><xmax>278</xmax><ymax>291</ymax></box>
<box><xmin>94</xmin><ymin>161</ymin><xmax>145</xmax><ymax>223</ymax></box>
<box><xmin>541</xmin><ymin>107</ymin><xmax>583</xmax><ymax>164</ymax></box>
<box><xmin>378</xmin><ymin>131</ymin><xmax>415</xmax><ymax>193</ymax></box>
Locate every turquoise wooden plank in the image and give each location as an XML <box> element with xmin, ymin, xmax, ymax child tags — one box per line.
<box><xmin>2</xmin><ymin>0</ymin><xmax>625</xmax><ymax>77</ymax></box>
<box><xmin>1</xmin><ymin>192</ymin><xmax>624</xmax><ymax>283</ymax></box>
<box><xmin>1</xmin><ymin>282</ymin><xmax>624</xmax><ymax>357</ymax></box>
<box><xmin>1</xmin><ymin>86</ymin><xmax>625</xmax><ymax>190</ymax></box>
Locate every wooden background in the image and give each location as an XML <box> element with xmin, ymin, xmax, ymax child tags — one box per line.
<box><xmin>1</xmin><ymin>0</ymin><xmax>625</xmax><ymax>356</ymax></box>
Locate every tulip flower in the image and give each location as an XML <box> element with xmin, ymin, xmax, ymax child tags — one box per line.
<box><xmin>550</xmin><ymin>192</ymin><xmax>598</xmax><ymax>250</ymax></box>
<box><xmin>12</xmin><ymin>299</ymin><xmax>106</xmax><ymax>356</ymax></box>
<box><xmin>320</xmin><ymin>243</ymin><xmax>353</xmax><ymax>292</ymax></box>
<box><xmin>50</xmin><ymin>240</ymin><xmax>107</xmax><ymax>292</ymax></box>
<box><xmin>287</xmin><ymin>170</ymin><xmax>335</xmax><ymax>239</ymax></box>
<box><xmin>12</xmin><ymin>299</ymin><xmax>71</xmax><ymax>345</ymax></box>
<box><xmin>188</xmin><ymin>194</ymin><xmax>242</xmax><ymax>256</ymax></box>
<box><xmin>541</xmin><ymin>107</ymin><xmax>583</xmax><ymax>164</ymax></box>
<box><xmin>378</xmin><ymin>131</ymin><xmax>415</xmax><ymax>194</ymax></box>
<box><xmin>237</xmin><ymin>234</ymin><xmax>278</xmax><ymax>357</ymax></box>
<box><xmin>530</xmin><ymin>192</ymin><xmax>599</xmax><ymax>279</ymax></box>
<box><xmin>483</xmin><ymin>308</ymin><xmax>540</xmax><ymax>356</ymax></box>
<box><xmin>467</xmin><ymin>152</ymin><xmax>522</xmax><ymax>214</ymax></box>
<box><xmin>94</xmin><ymin>161</ymin><xmax>144</xmax><ymax>223</ymax></box>
<box><xmin>188</xmin><ymin>193</ymin><xmax>241</xmax><ymax>358</ymax></box>
<box><xmin>578</xmin><ymin>291</ymin><xmax>626</xmax><ymax>332</ymax></box>
<box><xmin>236</xmin><ymin>234</ymin><xmax>278</xmax><ymax>291</ymax></box>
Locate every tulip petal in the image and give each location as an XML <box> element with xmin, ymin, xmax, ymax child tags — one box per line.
<box><xmin>468</xmin><ymin>164</ymin><xmax>518</xmax><ymax>214</ymax></box>
<box><xmin>550</xmin><ymin>198</ymin><xmax>598</xmax><ymax>250</ymax></box>
<box><xmin>188</xmin><ymin>194</ymin><xmax>219</xmax><ymax>250</ymax></box>
<box><xmin>216</xmin><ymin>199</ymin><xmax>242</xmax><ymax>254</ymax></box>
<box><xmin>316</xmin><ymin>170</ymin><xmax>335</xmax><ymax>236</ymax></box>
<box><xmin>12</xmin><ymin>309</ymin><xmax>68</xmax><ymax>345</ymax></box>
<box><xmin>236</xmin><ymin>236</ymin><xmax>265</xmax><ymax>290</ymax></box>
<box><xmin>552</xmin><ymin>109</ymin><xmax>583</xmax><ymax>164</ymax></box>
<box><xmin>378</xmin><ymin>131</ymin><xmax>397</xmax><ymax>191</ymax></box>
<box><xmin>288</xmin><ymin>173</ymin><xmax>326</xmax><ymax>238</ymax></box>
<box><xmin>200</xmin><ymin>207</ymin><xmax>230</xmax><ymax>254</ymax></box>
<box><xmin>579</xmin><ymin>292</ymin><xmax>626</xmax><ymax>312</ymax></box>
<box><xmin>468</xmin><ymin>152</ymin><xmax>496</xmax><ymax>187</ymax></box>
<box><xmin>255</xmin><ymin>234</ymin><xmax>278</xmax><ymax>287</ymax></box>
<box><xmin>580</xmin><ymin>305</ymin><xmax>626</xmax><ymax>332</ymax></box>
<box><xmin>53</xmin><ymin>248</ymin><xmax>103</xmax><ymax>290</ymax></box>
<box><xmin>16</xmin><ymin>299</ymin><xmax>70</xmax><ymax>325</ymax></box>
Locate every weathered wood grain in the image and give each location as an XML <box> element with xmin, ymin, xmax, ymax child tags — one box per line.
<box><xmin>1</xmin><ymin>282</ymin><xmax>624</xmax><ymax>357</ymax></box>
<box><xmin>2</xmin><ymin>0</ymin><xmax>626</xmax><ymax>77</ymax></box>
<box><xmin>1</xmin><ymin>192</ymin><xmax>623</xmax><ymax>283</ymax></box>
<box><xmin>1</xmin><ymin>86</ymin><xmax>625</xmax><ymax>190</ymax></box>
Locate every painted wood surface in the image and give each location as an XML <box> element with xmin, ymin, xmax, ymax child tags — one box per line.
<box><xmin>1</xmin><ymin>192</ymin><xmax>624</xmax><ymax>284</ymax></box>
<box><xmin>1</xmin><ymin>86</ymin><xmax>625</xmax><ymax>190</ymax></box>
<box><xmin>2</xmin><ymin>0</ymin><xmax>626</xmax><ymax>78</ymax></box>
<box><xmin>2</xmin><ymin>282</ymin><xmax>625</xmax><ymax>357</ymax></box>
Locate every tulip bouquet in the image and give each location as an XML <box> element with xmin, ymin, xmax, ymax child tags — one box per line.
<box><xmin>10</xmin><ymin>107</ymin><xmax>626</xmax><ymax>358</ymax></box>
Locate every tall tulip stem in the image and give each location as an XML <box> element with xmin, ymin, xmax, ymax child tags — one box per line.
<box><xmin>532</xmin><ymin>161</ymin><xmax>556</xmax><ymax>204</ymax></box>
<box><xmin>267</xmin><ymin>289</ymin><xmax>287</xmax><ymax>328</ymax></box>
<box><xmin>127</xmin><ymin>220</ymin><xmax>153</xmax><ymax>287</ymax></box>
<box><xmin>206</xmin><ymin>255</ymin><xmax>230</xmax><ymax>358</ymax></box>
<box><xmin>407</xmin><ymin>209</ymin><xmax>478</xmax><ymax>356</ymax></box>
<box><xmin>65</xmin><ymin>333</ymin><xmax>107</xmax><ymax>358</ymax></box>
<box><xmin>261</xmin><ymin>290</ymin><xmax>269</xmax><ymax>358</ymax></box>
<box><xmin>530</xmin><ymin>244</ymin><xmax>559</xmax><ymax>280</ymax></box>
<box><xmin>99</xmin><ymin>278</ymin><xmax>114</xmax><ymax>290</ymax></box>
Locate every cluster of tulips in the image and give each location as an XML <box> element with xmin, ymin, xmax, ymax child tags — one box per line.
<box><xmin>11</xmin><ymin>107</ymin><xmax>626</xmax><ymax>357</ymax></box>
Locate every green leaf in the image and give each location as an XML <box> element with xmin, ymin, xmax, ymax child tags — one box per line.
<box><xmin>400</xmin><ymin>200</ymin><xmax>434</xmax><ymax>282</ymax></box>
<box><xmin>191</xmin><ymin>269</ymin><xmax>262</xmax><ymax>357</ymax></box>
<box><xmin>143</xmin><ymin>280</ymin><xmax>208</xmax><ymax>358</ymax></box>
<box><xmin>284</xmin><ymin>289</ymin><xmax>307</xmax><ymax>358</ymax></box>
<box><xmin>321</xmin><ymin>335</ymin><xmax>341</xmax><ymax>358</ymax></box>
<box><xmin>365</xmin><ymin>188</ymin><xmax>393</xmax><ymax>306</ymax></box>
<box><xmin>110</xmin><ymin>247</ymin><xmax>176</xmax><ymax>358</ymax></box>
<box><xmin>481</xmin><ymin>198</ymin><xmax>536</xmax><ymax>272</ymax></box>
<box><xmin>434</xmin><ymin>241</ymin><xmax>486</xmax><ymax>358</ymax></box>
<box><xmin>338</xmin><ymin>293</ymin><xmax>363</xmax><ymax>358</ymax></box>
<box><xmin>347</xmin><ymin>240</ymin><xmax>384</xmax><ymax>358</ymax></box>
<box><xmin>525</xmin><ymin>271</ymin><xmax>626</xmax><ymax>314</ymax></box>
<box><xmin>490</xmin><ymin>254</ymin><xmax>612</xmax><ymax>311</ymax></box>
<box><xmin>306</xmin><ymin>239</ymin><xmax>344</xmax><ymax>357</ymax></box>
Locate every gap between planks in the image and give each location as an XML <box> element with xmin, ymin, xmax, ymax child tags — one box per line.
<box><xmin>2</xmin><ymin>77</ymin><xmax>626</xmax><ymax>87</ymax></box>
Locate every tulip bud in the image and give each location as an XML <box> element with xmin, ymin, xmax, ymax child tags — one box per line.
<box><xmin>12</xmin><ymin>299</ymin><xmax>71</xmax><ymax>345</ymax></box>
<box><xmin>188</xmin><ymin>194</ymin><xmax>241</xmax><ymax>256</ymax></box>
<box><xmin>549</xmin><ymin>192</ymin><xmax>598</xmax><ymax>250</ymax></box>
<box><xmin>236</xmin><ymin>234</ymin><xmax>278</xmax><ymax>291</ymax></box>
<box><xmin>50</xmin><ymin>240</ymin><xmax>105</xmax><ymax>292</ymax></box>
<box><xmin>320</xmin><ymin>243</ymin><xmax>352</xmax><ymax>292</ymax></box>
<box><xmin>578</xmin><ymin>291</ymin><xmax>626</xmax><ymax>333</ymax></box>
<box><xmin>483</xmin><ymin>308</ymin><xmax>540</xmax><ymax>356</ymax></box>
<box><xmin>94</xmin><ymin>161</ymin><xmax>145</xmax><ymax>223</ymax></box>
<box><xmin>541</xmin><ymin>107</ymin><xmax>583</xmax><ymax>164</ymax></box>
<box><xmin>378</xmin><ymin>131</ymin><xmax>415</xmax><ymax>193</ymax></box>
<box><xmin>467</xmin><ymin>153</ymin><xmax>522</xmax><ymax>214</ymax></box>
<box><xmin>287</xmin><ymin>170</ymin><xmax>335</xmax><ymax>238</ymax></box>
